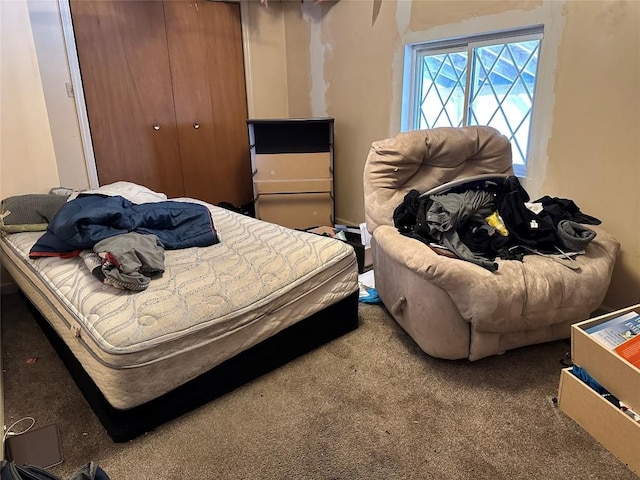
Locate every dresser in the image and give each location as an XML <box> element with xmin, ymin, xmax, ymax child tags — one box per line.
<box><xmin>247</xmin><ymin>118</ymin><xmax>335</xmax><ymax>229</ymax></box>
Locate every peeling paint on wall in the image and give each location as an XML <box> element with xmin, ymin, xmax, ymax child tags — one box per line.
<box><xmin>303</xmin><ymin>1</ymin><xmax>328</xmax><ymax>117</ymax></box>
<box><xmin>393</xmin><ymin>0</ymin><xmax>567</xmax><ymax>204</ymax></box>
<box><xmin>372</xmin><ymin>0</ymin><xmax>382</xmax><ymax>27</ymax></box>
<box><xmin>390</xmin><ymin>0</ymin><xmax>412</xmax><ymax>137</ymax></box>
<box><xmin>543</xmin><ymin>0</ymin><xmax>640</xmax><ymax>308</ymax></box>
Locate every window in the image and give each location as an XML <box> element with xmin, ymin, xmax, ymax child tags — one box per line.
<box><xmin>402</xmin><ymin>26</ymin><xmax>543</xmax><ymax>177</ymax></box>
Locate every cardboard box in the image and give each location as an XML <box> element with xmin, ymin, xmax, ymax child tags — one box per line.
<box><xmin>571</xmin><ymin>305</ymin><xmax>640</xmax><ymax>413</ymax></box>
<box><xmin>558</xmin><ymin>369</ymin><xmax>640</xmax><ymax>475</ymax></box>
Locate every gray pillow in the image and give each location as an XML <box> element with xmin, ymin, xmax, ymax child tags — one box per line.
<box><xmin>1</xmin><ymin>194</ymin><xmax>69</xmax><ymax>232</ymax></box>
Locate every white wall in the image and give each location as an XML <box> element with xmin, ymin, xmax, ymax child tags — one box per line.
<box><xmin>27</xmin><ymin>0</ymin><xmax>90</xmax><ymax>191</ymax></box>
<box><xmin>0</xmin><ymin>0</ymin><xmax>60</xmax><ymax>199</ymax></box>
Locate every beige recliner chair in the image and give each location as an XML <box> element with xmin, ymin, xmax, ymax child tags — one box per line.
<box><xmin>364</xmin><ymin>126</ymin><xmax>620</xmax><ymax>360</ymax></box>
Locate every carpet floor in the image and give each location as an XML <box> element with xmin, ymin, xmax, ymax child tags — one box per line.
<box><xmin>1</xmin><ymin>292</ymin><xmax>636</xmax><ymax>480</ymax></box>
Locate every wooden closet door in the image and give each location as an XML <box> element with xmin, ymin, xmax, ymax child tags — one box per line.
<box><xmin>70</xmin><ymin>0</ymin><xmax>185</xmax><ymax>198</ymax></box>
<box><xmin>164</xmin><ymin>0</ymin><xmax>252</xmax><ymax>206</ymax></box>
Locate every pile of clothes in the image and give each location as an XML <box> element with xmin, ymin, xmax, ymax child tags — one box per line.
<box><xmin>393</xmin><ymin>176</ymin><xmax>600</xmax><ymax>271</ymax></box>
<box><xmin>28</xmin><ymin>182</ymin><xmax>219</xmax><ymax>291</ymax></box>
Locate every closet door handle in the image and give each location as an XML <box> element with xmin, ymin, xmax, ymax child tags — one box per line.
<box><xmin>193</xmin><ymin>123</ymin><xmax>200</xmax><ymax>129</ymax></box>
<box><xmin>153</xmin><ymin>124</ymin><xmax>160</xmax><ymax>131</ymax></box>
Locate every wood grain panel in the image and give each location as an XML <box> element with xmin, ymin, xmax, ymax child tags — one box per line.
<box><xmin>164</xmin><ymin>0</ymin><xmax>252</xmax><ymax>206</ymax></box>
<box><xmin>70</xmin><ymin>0</ymin><xmax>185</xmax><ymax>198</ymax></box>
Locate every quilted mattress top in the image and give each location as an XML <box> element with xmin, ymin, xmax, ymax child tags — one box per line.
<box><xmin>2</xmin><ymin>201</ymin><xmax>356</xmax><ymax>359</ymax></box>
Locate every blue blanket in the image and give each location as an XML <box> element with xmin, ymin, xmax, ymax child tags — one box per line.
<box><xmin>29</xmin><ymin>195</ymin><xmax>219</xmax><ymax>258</ymax></box>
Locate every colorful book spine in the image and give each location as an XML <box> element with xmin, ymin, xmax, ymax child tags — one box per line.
<box><xmin>614</xmin><ymin>334</ymin><xmax>640</xmax><ymax>369</ymax></box>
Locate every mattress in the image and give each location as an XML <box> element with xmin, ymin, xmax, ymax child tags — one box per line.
<box><xmin>1</xmin><ymin>201</ymin><xmax>358</xmax><ymax>410</ymax></box>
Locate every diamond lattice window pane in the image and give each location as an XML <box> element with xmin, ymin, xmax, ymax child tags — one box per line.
<box><xmin>467</xmin><ymin>40</ymin><xmax>540</xmax><ymax>166</ymax></box>
<box><xmin>418</xmin><ymin>51</ymin><xmax>467</xmax><ymax>129</ymax></box>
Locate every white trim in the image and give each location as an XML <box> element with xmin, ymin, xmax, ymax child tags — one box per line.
<box><xmin>462</xmin><ymin>46</ymin><xmax>473</xmax><ymax>126</ymax></box>
<box><xmin>399</xmin><ymin>45</ymin><xmax>415</xmax><ymax>132</ymax></box>
<box><xmin>517</xmin><ymin>38</ymin><xmax>543</xmax><ymax>178</ymax></box>
<box><xmin>407</xmin><ymin>25</ymin><xmax>544</xmax><ymax>51</ymax></box>
<box><xmin>58</xmin><ymin>0</ymin><xmax>99</xmax><ymax>189</ymax></box>
<box><xmin>410</xmin><ymin>45</ymin><xmax>469</xmax><ymax>130</ymax></box>
<box><xmin>468</xmin><ymin>32</ymin><xmax>543</xmax><ymax>50</ymax></box>
<box><xmin>414</xmin><ymin>44</ymin><xmax>468</xmax><ymax>57</ymax></box>
<box><xmin>404</xmin><ymin>26</ymin><xmax>544</xmax><ymax>175</ymax></box>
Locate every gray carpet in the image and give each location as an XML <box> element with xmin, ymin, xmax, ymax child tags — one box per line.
<box><xmin>1</xmin><ymin>292</ymin><xmax>637</xmax><ymax>480</ymax></box>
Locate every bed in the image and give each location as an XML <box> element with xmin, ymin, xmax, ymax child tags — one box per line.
<box><xmin>0</xmin><ymin>185</ymin><xmax>359</xmax><ymax>442</ymax></box>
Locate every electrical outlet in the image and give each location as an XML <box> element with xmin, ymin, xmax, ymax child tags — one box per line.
<box><xmin>65</xmin><ymin>82</ymin><xmax>74</xmax><ymax>98</ymax></box>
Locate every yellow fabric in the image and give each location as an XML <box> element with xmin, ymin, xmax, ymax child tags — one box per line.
<box><xmin>486</xmin><ymin>211</ymin><xmax>509</xmax><ymax>236</ymax></box>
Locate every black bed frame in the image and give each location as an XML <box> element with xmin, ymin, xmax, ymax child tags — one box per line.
<box><xmin>23</xmin><ymin>291</ymin><xmax>359</xmax><ymax>443</ymax></box>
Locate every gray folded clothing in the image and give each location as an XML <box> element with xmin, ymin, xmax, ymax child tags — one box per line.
<box><xmin>94</xmin><ymin>232</ymin><xmax>165</xmax><ymax>291</ymax></box>
<box><xmin>557</xmin><ymin>219</ymin><xmax>596</xmax><ymax>251</ymax></box>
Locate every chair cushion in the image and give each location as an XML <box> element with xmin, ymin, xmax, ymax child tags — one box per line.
<box><xmin>373</xmin><ymin>224</ymin><xmax>620</xmax><ymax>335</ymax></box>
<box><xmin>364</xmin><ymin>126</ymin><xmax>513</xmax><ymax>232</ymax></box>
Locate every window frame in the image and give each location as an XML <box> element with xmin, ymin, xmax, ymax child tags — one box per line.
<box><xmin>402</xmin><ymin>25</ymin><xmax>544</xmax><ymax>177</ymax></box>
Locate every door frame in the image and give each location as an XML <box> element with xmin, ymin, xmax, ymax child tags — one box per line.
<box><xmin>58</xmin><ymin>0</ymin><xmax>255</xmax><ymax>190</ymax></box>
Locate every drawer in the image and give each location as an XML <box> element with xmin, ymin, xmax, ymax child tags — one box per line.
<box><xmin>255</xmin><ymin>193</ymin><xmax>332</xmax><ymax>230</ymax></box>
<box><xmin>253</xmin><ymin>153</ymin><xmax>331</xmax><ymax>182</ymax></box>
<box><xmin>558</xmin><ymin>368</ymin><xmax>640</xmax><ymax>475</ymax></box>
<box><xmin>571</xmin><ymin>305</ymin><xmax>640</xmax><ymax>413</ymax></box>
<box><xmin>253</xmin><ymin>179</ymin><xmax>332</xmax><ymax>195</ymax></box>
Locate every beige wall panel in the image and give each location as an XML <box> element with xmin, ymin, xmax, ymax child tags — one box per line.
<box><xmin>542</xmin><ymin>0</ymin><xmax>640</xmax><ymax>308</ymax></box>
<box><xmin>409</xmin><ymin>0</ymin><xmax>542</xmax><ymax>31</ymax></box>
<box><xmin>0</xmin><ymin>0</ymin><xmax>59</xmax><ymax>199</ymax></box>
<box><xmin>245</xmin><ymin>1</ymin><xmax>290</xmax><ymax>118</ymax></box>
<box><xmin>314</xmin><ymin>0</ymin><xmax>399</xmax><ymax>226</ymax></box>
